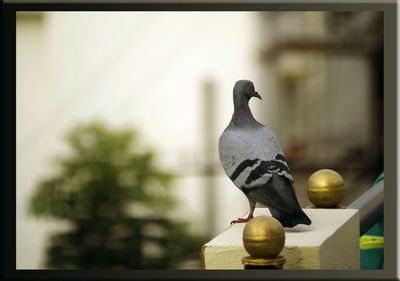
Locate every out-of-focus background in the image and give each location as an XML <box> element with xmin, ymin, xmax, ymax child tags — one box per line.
<box><xmin>17</xmin><ymin>11</ymin><xmax>383</xmax><ymax>269</ymax></box>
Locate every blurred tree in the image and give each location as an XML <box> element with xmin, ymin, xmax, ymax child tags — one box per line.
<box><xmin>29</xmin><ymin>120</ymin><xmax>208</xmax><ymax>269</ymax></box>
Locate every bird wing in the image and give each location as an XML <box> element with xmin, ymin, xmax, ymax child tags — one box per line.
<box><xmin>245</xmin><ymin>173</ymin><xmax>312</xmax><ymax>227</ymax></box>
<box><xmin>244</xmin><ymin>173</ymin><xmax>300</xmax><ymax>213</ymax></box>
<box><xmin>218</xmin><ymin>126</ymin><xmax>293</xmax><ymax>190</ymax></box>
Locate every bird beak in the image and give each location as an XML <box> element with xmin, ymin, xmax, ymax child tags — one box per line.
<box><xmin>253</xmin><ymin>91</ymin><xmax>262</xmax><ymax>100</ymax></box>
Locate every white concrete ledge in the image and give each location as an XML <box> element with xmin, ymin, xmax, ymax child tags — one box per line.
<box><xmin>201</xmin><ymin>208</ymin><xmax>360</xmax><ymax>269</ymax></box>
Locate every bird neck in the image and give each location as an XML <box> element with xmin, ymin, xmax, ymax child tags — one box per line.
<box><xmin>232</xmin><ymin>103</ymin><xmax>257</xmax><ymax>126</ymax></box>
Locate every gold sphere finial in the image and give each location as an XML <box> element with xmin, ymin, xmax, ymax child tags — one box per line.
<box><xmin>306</xmin><ymin>169</ymin><xmax>345</xmax><ymax>208</ymax></box>
<box><xmin>242</xmin><ymin>216</ymin><xmax>285</xmax><ymax>258</ymax></box>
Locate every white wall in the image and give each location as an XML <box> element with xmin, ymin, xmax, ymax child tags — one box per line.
<box><xmin>17</xmin><ymin>11</ymin><xmax>260</xmax><ymax>269</ymax></box>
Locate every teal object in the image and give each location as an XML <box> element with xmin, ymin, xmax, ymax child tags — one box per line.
<box><xmin>374</xmin><ymin>171</ymin><xmax>384</xmax><ymax>184</ymax></box>
<box><xmin>360</xmin><ymin>218</ymin><xmax>383</xmax><ymax>269</ymax></box>
<box><xmin>360</xmin><ymin>172</ymin><xmax>384</xmax><ymax>269</ymax></box>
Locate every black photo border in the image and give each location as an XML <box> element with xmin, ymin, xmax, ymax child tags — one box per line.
<box><xmin>2</xmin><ymin>0</ymin><xmax>397</xmax><ymax>280</ymax></box>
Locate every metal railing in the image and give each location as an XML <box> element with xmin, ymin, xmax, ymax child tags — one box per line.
<box><xmin>347</xmin><ymin>180</ymin><xmax>383</xmax><ymax>236</ymax></box>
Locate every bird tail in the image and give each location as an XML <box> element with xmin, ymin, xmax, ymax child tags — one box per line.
<box><xmin>268</xmin><ymin>207</ymin><xmax>311</xmax><ymax>228</ymax></box>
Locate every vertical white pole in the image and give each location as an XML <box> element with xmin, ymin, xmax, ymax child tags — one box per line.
<box><xmin>202</xmin><ymin>79</ymin><xmax>217</xmax><ymax>235</ymax></box>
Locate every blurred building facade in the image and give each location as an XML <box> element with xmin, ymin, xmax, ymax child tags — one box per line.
<box><xmin>253</xmin><ymin>12</ymin><xmax>383</xmax><ymax>206</ymax></box>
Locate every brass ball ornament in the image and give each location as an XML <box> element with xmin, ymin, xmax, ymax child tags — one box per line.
<box><xmin>306</xmin><ymin>169</ymin><xmax>345</xmax><ymax>208</ymax></box>
<box><xmin>242</xmin><ymin>216</ymin><xmax>285</xmax><ymax>258</ymax></box>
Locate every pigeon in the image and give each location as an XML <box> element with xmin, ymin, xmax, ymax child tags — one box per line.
<box><xmin>218</xmin><ymin>80</ymin><xmax>311</xmax><ymax>227</ymax></box>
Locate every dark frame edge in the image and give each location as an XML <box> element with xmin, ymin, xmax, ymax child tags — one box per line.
<box><xmin>4</xmin><ymin>1</ymin><xmax>397</xmax><ymax>280</ymax></box>
<box><xmin>2</xmin><ymin>3</ymin><xmax>17</xmax><ymax>281</ymax></box>
<box><xmin>383</xmin><ymin>1</ymin><xmax>398</xmax><ymax>279</ymax></box>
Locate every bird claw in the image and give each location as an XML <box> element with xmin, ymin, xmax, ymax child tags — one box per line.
<box><xmin>231</xmin><ymin>217</ymin><xmax>253</xmax><ymax>224</ymax></box>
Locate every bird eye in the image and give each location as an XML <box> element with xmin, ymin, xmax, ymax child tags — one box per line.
<box><xmin>248</xmin><ymin>83</ymin><xmax>253</xmax><ymax>88</ymax></box>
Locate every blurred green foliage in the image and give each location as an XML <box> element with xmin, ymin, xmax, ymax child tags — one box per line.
<box><xmin>29</xmin><ymin>120</ymin><xmax>208</xmax><ymax>269</ymax></box>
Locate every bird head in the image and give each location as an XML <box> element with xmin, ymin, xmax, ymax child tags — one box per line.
<box><xmin>233</xmin><ymin>80</ymin><xmax>262</xmax><ymax>102</ymax></box>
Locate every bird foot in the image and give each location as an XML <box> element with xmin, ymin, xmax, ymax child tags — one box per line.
<box><xmin>231</xmin><ymin>217</ymin><xmax>253</xmax><ymax>224</ymax></box>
